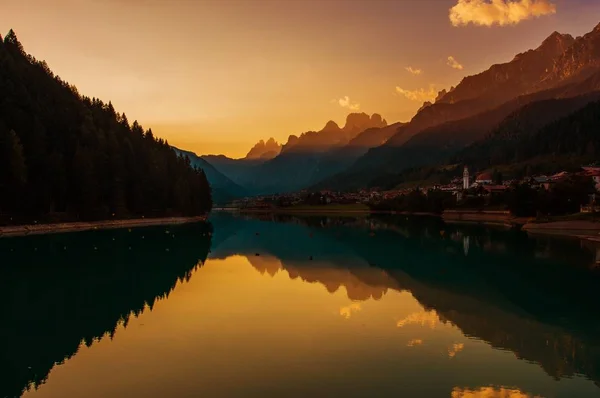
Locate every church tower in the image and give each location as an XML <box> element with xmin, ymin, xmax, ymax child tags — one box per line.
<box><xmin>463</xmin><ymin>166</ymin><xmax>469</xmax><ymax>190</ymax></box>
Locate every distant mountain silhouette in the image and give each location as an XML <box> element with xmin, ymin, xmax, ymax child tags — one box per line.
<box><xmin>218</xmin><ymin>113</ymin><xmax>389</xmax><ymax>194</ymax></box>
<box><xmin>199</xmin><ymin>155</ymin><xmax>267</xmax><ymax>196</ymax></box>
<box><xmin>282</xmin><ymin>113</ymin><xmax>387</xmax><ymax>154</ymax></box>
<box><xmin>308</xmin><ymin>122</ymin><xmax>406</xmax><ymax>185</ymax></box>
<box><xmin>172</xmin><ymin>147</ymin><xmax>248</xmax><ymax>203</ymax></box>
<box><xmin>245</xmin><ymin>137</ymin><xmax>282</xmax><ymax>160</ymax></box>
<box><xmin>180</xmin><ymin>23</ymin><xmax>600</xmax><ymax>194</ymax></box>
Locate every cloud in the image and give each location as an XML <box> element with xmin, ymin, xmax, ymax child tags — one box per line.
<box><xmin>336</xmin><ymin>96</ymin><xmax>360</xmax><ymax>111</ymax></box>
<box><xmin>451</xmin><ymin>387</ymin><xmax>533</xmax><ymax>398</ymax></box>
<box><xmin>339</xmin><ymin>303</ymin><xmax>361</xmax><ymax>319</ymax></box>
<box><xmin>447</xmin><ymin>56</ymin><xmax>464</xmax><ymax>70</ymax></box>
<box><xmin>396</xmin><ymin>310</ymin><xmax>441</xmax><ymax>329</ymax></box>
<box><xmin>449</xmin><ymin>0</ymin><xmax>557</xmax><ymax>27</ymax></box>
<box><xmin>405</xmin><ymin>66</ymin><xmax>423</xmax><ymax>76</ymax></box>
<box><xmin>395</xmin><ymin>85</ymin><xmax>438</xmax><ymax>102</ymax></box>
<box><xmin>448</xmin><ymin>343</ymin><xmax>465</xmax><ymax>358</ymax></box>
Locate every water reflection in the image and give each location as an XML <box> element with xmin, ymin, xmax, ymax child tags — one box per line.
<box><xmin>210</xmin><ymin>213</ymin><xmax>600</xmax><ymax>395</ymax></box>
<box><xmin>0</xmin><ymin>223</ymin><xmax>212</xmax><ymax>398</ymax></box>
<box><xmin>450</xmin><ymin>386</ymin><xmax>539</xmax><ymax>397</ymax></box>
<box><xmin>2</xmin><ymin>214</ymin><xmax>600</xmax><ymax>397</ymax></box>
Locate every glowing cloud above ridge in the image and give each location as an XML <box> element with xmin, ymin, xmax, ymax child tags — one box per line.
<box><xmin>405</xmin><ymin>66</ymin><xmax>423</xmax><ymax>75</ymax></box>
<box><xmin>337</xmin><ymin>96</ymin><xmax>361</xmax><ymax>111</ymax></box>
<box><xmin>449</xmin><ymin>0</ymin><xmax>557</xmax><ymax>27</ymax></box>
<box><xmin>395</xmin><ymin>85</ymin><xmax>438</xmax><ymax>102</ymax></box>
<box><xmin>447</xmin><ymin>56</ymin><xmax>465</xmax><ymax>70</ymax></box>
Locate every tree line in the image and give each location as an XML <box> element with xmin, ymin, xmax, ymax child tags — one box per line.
<box><xmin>0</xmin><ymin>30</ymin><xmax>212</xmax><ymax>225</ymax></box>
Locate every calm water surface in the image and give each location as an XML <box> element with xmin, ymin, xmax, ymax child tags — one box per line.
<box><xmin>2</xmin><ymin>214</ymin><xmax>600</xmax><ymax>397</ymax></box>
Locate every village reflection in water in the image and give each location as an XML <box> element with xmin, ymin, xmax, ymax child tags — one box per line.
<box><xmin>2</xmin><ymin>213</ymin><xmax>600</xmax><ymax>397</ymax></box>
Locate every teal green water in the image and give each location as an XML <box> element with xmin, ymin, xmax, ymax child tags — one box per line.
<box><xmin>2</xmin><ymin>214</ymin><xmax>600</xmax><ymax>397</ymax></box>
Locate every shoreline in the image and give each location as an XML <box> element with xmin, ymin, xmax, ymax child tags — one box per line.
<box><xmin>7</xmin><ymin>210</ymin><xmax>600</xmax><ymax>241</ymax></box>
<box><xmin>522</xmin><ymin>220</ymin><xmax>600</xmax><ymax>240</ymax></box>
<box><xmin>215</xmin><ymin>208</ymin><xmax>442</xmax><ymax>217</ymax></box>
<box><xmin>218</xmin><ymin>208</ymin><xmax>377</xmax><ymax>216</ymax></box>
<box><xmin>0</xmin><ymin>216</ymin><xmax>208</xmax><ymax>238</ymax></box>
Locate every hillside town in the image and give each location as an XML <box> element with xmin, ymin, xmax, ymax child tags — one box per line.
<box><xmin>230</xmin><ymin>165</ymin><xmax>600</xmax><ymax>213</ymax></box>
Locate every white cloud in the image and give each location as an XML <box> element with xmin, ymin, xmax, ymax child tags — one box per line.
<box><xmin>336</xmin><ymin>96</ymin><xmax>360</xmax><ymax>111</ymax></box>
<box><xmin>450</xmin><ymin>0</ymin><xmax>557</xmax><ymax>27</ymax></box>
<box><xmin>405</xmin><ymin>66</ymin><xmax>423</xmax><ymax>76</ymax></box>
<box><xmin>395</xmin><ymin>85</ymin><xmax>438</xmax><ymax>102</ymax></box>
<box><xmin>447</xmin><ymin>56</ymin><xmax>464</xmax><ymax>70</ymax></box>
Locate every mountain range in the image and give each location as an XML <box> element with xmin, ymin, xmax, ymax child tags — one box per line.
<box><xmin>180</xmin><ymin>22</ymin><xmax>600</xmax><ymax>198</ymax></box>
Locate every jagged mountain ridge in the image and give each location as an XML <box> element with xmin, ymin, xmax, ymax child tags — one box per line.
<box><xmin>245</xmin><ymin>137</ymin><xmax>282</xmax><ymax>160</ymax></box>
<box><xmin>236</xmin><ymin>113</ymin><xmax>390</xmax><ymax>194</ymax></box>
<box><xmin>540</xmin><ymin>23</ymin><xmax>600</xmax><ymax>87</ymax></box>
<box><xmin>194</xmin><ymin>112</ymin><xmax>391</xmax><ymax>196</ymax></box>
<box><xmin>282</xmin><ymin>112</ymin><xmax>387</xmax><ymax>153</ymax></box>
<box><xmin>317</xmin><ymin>70</ymin><xmax>600</xmax><ymax>190</ymax></box>
<box><xmin>199</xmin><ymin>23</ymin><xmax>600</xmax><ymax>195</ymax></box>
<box><xmin>321</xmin><ymin>23</ymin><xmax>600</xmax><ymax>191</ymax></box>
<box><xmin>438</xmin><ymin>31</ymin><xmax>575</xmax><ymax>106</ymax></box>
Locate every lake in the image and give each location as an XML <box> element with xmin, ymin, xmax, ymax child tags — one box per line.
<box><xmin>2</xmin><ymin>213</ymin><xmax>600</xmax><ymax>398</ymax></box>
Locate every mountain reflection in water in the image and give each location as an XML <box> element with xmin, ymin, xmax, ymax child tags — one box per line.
<box><xmin>2</xmin><ymin>213</ymin><xmax>600</xmax><ymax>397</ymax></box>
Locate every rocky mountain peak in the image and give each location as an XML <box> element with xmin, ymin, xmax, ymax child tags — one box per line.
<box><xmin>322</xmin><ymin>120</ymin><xmax>341</xmax><ymax>132</ymax></box>
<box><xmin>537</xmin><ymin>31</ymin><xmax>575</xmax><ymax>55</ymax></box>
<box><xmin>342</xmin><ymin>113</ymin><xmax>387</xmax><ymax>137</ymax></box>
<box><xmin>541</xmin><ymin>22</ymin><xmax>600</xmax><ymax>85</ymax></box>
<box><xmin>245</xmin><ymin>137</ymin><xmax>282</xmax><ymax>160</ymax></box>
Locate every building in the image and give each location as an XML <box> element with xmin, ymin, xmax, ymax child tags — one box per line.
<box><xmin>475</xmin><ymin>172</ymin><xmax>493</xmax><ymax>185</ymax></box>
<box><xmin>582</xmin><ymin>166</ymin><xmax>600</xmax><ymax>191</ymax></box>
<box><xmin>463</xmin><ymin>166</ymin><xmax>470</xmax><ymax>190</ymax></box>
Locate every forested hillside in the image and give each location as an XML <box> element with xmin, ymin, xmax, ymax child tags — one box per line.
<box><xmin>454</xmin><ymin>99</ymin><xmax>600</xmax><ymax>172</ymax></box>
<box><xmin>373</xmin><ymin>97</ymin><xmax>600</xmax><ymax>190</ymax></box>
<box><xmin>0</xmin><ymin>30</ymin><xmax>212</xmax><ymax>224</ymax></box>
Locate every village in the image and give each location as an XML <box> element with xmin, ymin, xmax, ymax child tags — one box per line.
<box><xmin>231</xmin><ymin>165</ymin><xmax>600</xmax><ymax>212</ymax></box>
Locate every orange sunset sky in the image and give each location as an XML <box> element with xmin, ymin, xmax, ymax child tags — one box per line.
<box><xmin>2</xmin><ymin>0</ymin><xmax>600</xmax><ymax>158</ymax></box>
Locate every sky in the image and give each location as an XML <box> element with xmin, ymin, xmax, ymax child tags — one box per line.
<box><xmin>2</xmin><ymin>0</ymin><xmax>600</xmax><ymax>158</ymax></box>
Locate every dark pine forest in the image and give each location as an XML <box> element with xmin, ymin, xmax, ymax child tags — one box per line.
<box><xmin>0</xmin><ymin>30</ymin><xmax>212</xmax><ymax>225</ymax></box>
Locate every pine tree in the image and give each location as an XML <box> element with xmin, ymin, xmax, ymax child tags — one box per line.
<box><xmin>0</xmin><ymin>129</ymin><xmax>27</xmax><ymax>185</ymax></box>
<box><xmin>0</xmin><ymin>29</ymin><xmax>212</xmax><ymax>223</ymax></box>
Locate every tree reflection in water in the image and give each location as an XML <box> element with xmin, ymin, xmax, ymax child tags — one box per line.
<box><xmin>0</xmin><ymin>223</ymin><xmax>212</xmax><ymax>398</ymax></box>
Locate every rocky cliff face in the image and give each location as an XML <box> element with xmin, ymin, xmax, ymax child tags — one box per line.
<box><xmin>540</xmin><ymin>23</ymin><xmax>600</xmax><ymax>86</ymax></box>
<box><xmin>438</xmin><ymin>31</ymin><xmax>575</xmax><ymax>105</ymax></box>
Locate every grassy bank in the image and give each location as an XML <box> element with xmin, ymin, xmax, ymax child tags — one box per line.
<box><xmin>0</xmin><ymin>216</ymin><xmax>208</xmax><ymax>237</ymax></box>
